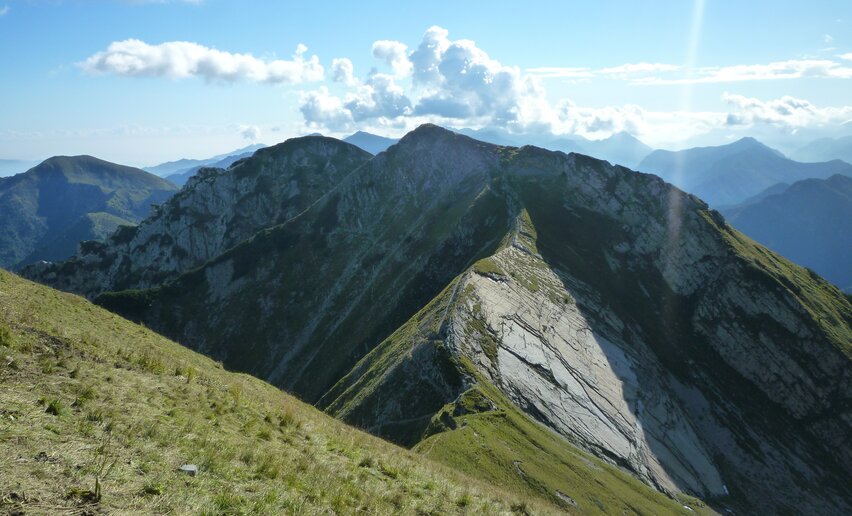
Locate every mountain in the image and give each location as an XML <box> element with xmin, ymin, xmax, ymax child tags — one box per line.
<box><xmin>722</xmin><ymin>174</ymin><xmax>852</xmax><ymax>292</ymax></box>
<box><xmin>791</xmin><ymin>135</ymin><xmax>852</xmax><ymax>164</ymax></box>
<box><xmin>0</xmin><ymin>156</ymin><xmax>177</xmax><ymax>269</ymax></box>
<box><xmin>0</xmin><ymin>159</ymin><xmax>41</xmax><ymax>178</ymax></box>
<box><xmin>343</xmin><ymin>131</ymin><xmax>398</xmax><ymax>155</ymax></box>
<box><xmin>457</xmin><ymin>129</ymin><xmax>652</xmax><ymax>168</ymax></box>
<box><xmin>31</xmin><ymin>125</ymin><xmax>852</xmax><ymax>515</ymax></box>
<box><xmin>638</xmin><ymin>137</ymin><xmax>852</xmax><ymax>206</ymax></box>
<box><xmin>142</xmin><ymin>144</ymin><xmax>266</xmax><ymax>178</ymax></box>
<box><xmin>22</xmin><ymin>136</ymin><xmax>371</xmax><ymax>298</ymax></box>
<box><xmin>0</xmin><ymin>269</ymin><xmax>591</xmax><ymax>515</ymax></box>
<box><xmin>575</xmin><ymin>131</ymin><xmax>653</xmax><ymax>169</ymax></box>
<box><xmin>164</xmin><ymin>148</ymin><xmax>261</xmax><ymax>187</ymax></box>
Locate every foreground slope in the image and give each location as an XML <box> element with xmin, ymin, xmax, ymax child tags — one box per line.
<box><xmin>722</xmin><ymin>174</ymin><xmax>852</xmax><ymax>292</ymax></box>
<box><xmin>0</xmin><ymin>156</ymin><xmax>176</xmax><ymax>269</ymax></box>
<box><xmin>24</xmin><ymin>137</ymin><xmax>371</xmax><ymax>298</ymax></box>
<box><xmin>0</xmin><ymin>269</ymin><xmax>572</xmax><ymax>515</ymax></box>
<box><xmin>638</xmin><ymin>137</ymin><xmax>852</xmax><ymax>206</ymax></box>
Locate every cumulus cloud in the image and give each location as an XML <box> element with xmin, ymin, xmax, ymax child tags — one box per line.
<box><xmin>81</xmin><ymin>39</ymin><xmax>323</xmax><ymax>84</ymax></box>
<box><xmin>301</xmin><ymin>26</ymin><xmax>553</xmax><ymax>133</ymax></box>
<box><xmin>839</xmin><ymin>53</ymin><xmax>852</xmax><ymax>61</ymax></box>
<box><xmin>331</xmin><ymin>58</ymin><xmax>355</xmax><ymax>85</ymax></box>
<box><xmin>723</xmin><ymin>93</ymin><xmax>852</xmax><ymax>128</ymax></box>
<box><xmin>297</xmin><ymin>26</ymin><xmax>852</xmax><ymax>145</ymax></box>
<box><xmin>371</xmin><ymin>40</ymin><xmax>412</xmax><ymax>77</ymax></box>
<box><xmin>239</xmin><ymin>125</ymin><xmax>261</xmax><ymax>140</ymax></box>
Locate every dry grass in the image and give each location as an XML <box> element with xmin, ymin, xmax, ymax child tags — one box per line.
<box><xmin>0</xmin><ymin>269</ymin><xmax>556</xmax><ymax>515</ymax></box>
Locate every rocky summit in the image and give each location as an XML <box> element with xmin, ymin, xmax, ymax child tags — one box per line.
<box><xmin>25</xmin><ymin>125</ymin><xmax>852</xmax><ymax>514</ymax></box>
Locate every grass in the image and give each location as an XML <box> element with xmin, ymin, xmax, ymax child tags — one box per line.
<box><xmin>417</xmin><ymin>378</ymin><xmax>711</xmax><ymax>516</ymax></box>
<box><xmin>0</xmin><ymin>269</ymin><xmax>554</xmax><ymax>514</ymax></box>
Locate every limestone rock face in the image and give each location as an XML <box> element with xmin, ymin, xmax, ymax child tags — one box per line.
<box><xmin>22</xmin><ymin>137</ymin><xmax>372</xmax><ymax>298</ymax></box>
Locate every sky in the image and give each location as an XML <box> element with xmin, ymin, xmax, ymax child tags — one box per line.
<box><xmin>1</xmin><ymin>0</ymin><xmax>851</xmax><ymax>167</ymax></box>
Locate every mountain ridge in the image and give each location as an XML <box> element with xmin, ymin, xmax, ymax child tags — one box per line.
<box><xmin>0</xmin><ymin>155</ymin><xmax>176</xmax><ymax>269</ymax></box>
<box><xmin>23</xmin><ymin>125</ymin><xmax>852</xmax><ymax>514</ymax></box>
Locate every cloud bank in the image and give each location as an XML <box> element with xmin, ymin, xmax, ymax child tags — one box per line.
<box><xmin>81</xmin><ymin>39</ymin><xmax>323</xmax><ymax>84</ymax></box>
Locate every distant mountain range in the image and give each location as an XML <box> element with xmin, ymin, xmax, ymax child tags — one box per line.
<box><xmin>25</xmin><ymin>125</ymin><xmax>852</xmax><ymax>515</ymax></box>
<box><xmin>723</xmin><ymin>174</ymin><xmax>852</xmax><ymax>292</ymax></box>
<box><xmin>0</xmin><ymin>155</ymin><xmax>176</xmax><ymax>268</ymax></box>
<box><xmin>343</xmin><ymin>131</ymin><xmax>398</xmax><ymax>155</ymax></box>
<box><xmin>143</xmin><ymin>144</ymin><xmax>266</xmax><ymax>178</ymax></box>
<box><xmin>456</xmin><ymin>128</ymin><xmax>654</xmax><ymax>168</ymax></box>
<box><xmin>790</xmin><ymin>135</ymin><xmax>852</xmax><ymax>164</ymax></box>
<box><xmin>164</xmin><ymin>147</ymin><xmax>263</xmax><ymax>186</ymax></box>
<box><xmin>638</xmin><ymin>137</ymin><xmax>852</xmax><ymax>206</ymax></box>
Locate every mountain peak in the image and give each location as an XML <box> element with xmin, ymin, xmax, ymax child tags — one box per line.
<box><xmin>400</xmin><ymin>123</ymin><xmax>458</xmax><ymax>142</ymax></box>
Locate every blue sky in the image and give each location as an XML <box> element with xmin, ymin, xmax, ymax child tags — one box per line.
<box><xmin>1</xmin><ymin>0</ymin><xmax>851</xmax><ymax>166</ymax></box>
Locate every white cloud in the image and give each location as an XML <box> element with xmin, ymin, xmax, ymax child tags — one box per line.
<box><xmin>724</xmin><ymin>93</ymin><xmax>852</xmax><ymax>128</ymax></box>
<box><xmin>523</xmin><ymin>67</ymin><xmax>594</xmax><ymax>79</ymax></box>
<box><xmin>838</xmin><ymin>52</ymin><xmax>852</xmax><ymax>61</ymax></box>
<box><xmin>824</xmin><ymin>34</ymin><xmax>834</xmax><ymax>44</ymax></box>
<box><xmin>81</xmin><ymin>39</ymin><xmax>323</xmax><ymax>84</ymax></box>
<box><xmin>297</xmin><ymin>26</ymin><xmax>852</xmax><ymax>146</ymax></box>
<box><xmin>331</xmin><ymin>58</ymin><xmax>355</xmax><ymax>85</ymax></box>
<box><xmin>636</xmin><ymin>59</ymin><xmax>852</xmax><ymax>85</ymax></box>
<box><xmin>0</xmin><ymin>5</ymin><xmax>9</xmax><ymax>16</ymax></box>
<box><xmin>239</xmin><ymin>125</ymin><xmax>261</xmax><ymax>141</ymax></box>
<box><xmin>371</xmin><ymin>40</ymin><xmax>412</xmax><ymax>77</ymax></box>
<box><xmin>298</xmin><ymin>26</ymin><xmax>717</xmax><ymax>141</ymax></box>
<box><xmin>526</xmin><ymin>62</ymin><xmax>679</xmax><ymax>79</ymax></box>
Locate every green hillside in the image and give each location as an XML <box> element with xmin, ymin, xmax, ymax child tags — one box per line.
<box><xmin>0</xmin><ymin>156</ymin><xmax>176</xmax><ymax>268</ymax></box>
<box><xmin>0</xmin><ymin>269</ymin><xmax>556</xmax><ymax>514</ymax></box>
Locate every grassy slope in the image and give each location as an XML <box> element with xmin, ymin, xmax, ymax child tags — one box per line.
<box><xmin>0</xmin><ymin>269</ymin><xmax>555</xmax><ymax>515</ymax></box>
<box><xmin>417</xmin><ymin>380</ymin><xmax>711</xmax><ymax>516</ymax></box>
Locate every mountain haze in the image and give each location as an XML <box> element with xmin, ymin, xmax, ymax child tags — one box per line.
<box><xmin>343</xmin><ymin>131</ymin><xmax>399</xmax><ymax>155</ymax></box>
<box><xmin>722</xmin><ymin>174</ymin><xmax>852</xmax><ymax>292</ymax></box>
<box><xmin>639</xmin><ymin>137</ymin><xmax>852</xmax><ymax>206</ymax></box>
<box><xmin>791</xmin><ymin>135</ymin><xmax>852</xmax><ymax>164</ymax></box>
<box><xmin>143</xmin><ymin>144</ymin><xmax>266</xmax><ymax>178</ymax></box>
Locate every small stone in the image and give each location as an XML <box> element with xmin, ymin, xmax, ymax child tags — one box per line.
<box><xmin>179</xmin><ymin>464</ymin><xmax>198</xmax><ymax>476</ymax></box>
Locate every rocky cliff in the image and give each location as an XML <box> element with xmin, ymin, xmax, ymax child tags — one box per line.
<box><xmin>23</xmin><ymin>137</ymin><xmax>371</xmax><ymax>297</ymax></box>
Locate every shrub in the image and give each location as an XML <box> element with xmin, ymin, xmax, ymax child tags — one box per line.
<box><xmin>43</xmin><ymin>398</ymin><xmax>66</xmax><ymax>416</ymax></box>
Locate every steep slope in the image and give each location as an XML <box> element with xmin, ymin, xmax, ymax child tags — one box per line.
<box><xmin>791</xmin><ymin>135</ymin><xmax>852</xmax><ymax>164</ymax></box>
<box><xmin>142</xmin><ymin>143</ymin><xmax>265</xmax><ymax>177</ymax></box>
<box><xmin>319</xmin><ymin>137</ymin><xmax>852</xmax><ymax>514</ymax></box>
<box><xmin>28</xmin><ymin>125</ymin><xmax>852</xmax><ymax>514</ymax></box>
<box><xmin>722</xmin><ymin>174</ymin><xmax>852</xmax><ymax>291</ymax></box>
<box><xmin>95</xmin><ymin>126</ymin><xmax>513</xmax><ymax>402</ymax></box>
<box><xmin>638</xmin><ymin>137</ymin><xmax>852</xmax><ymax>206</ymax></box>
<box><xmin>23</xmin><ymin>137</ymin><xmax>372</xmax><ymax>298</ymax></box>
<box><xmin>0</xmin><ymin>156</ymin><xmax>177</xmax><ymax>269</ymax></box>
<box><xmin>343</xmin><ymin>130</ymin><xmax>399</xmax><ymax>155</ymax></box>
<box><xmin>0</xmin><ymin>269</ymin><xmax>565</xmax><ymax>515</ymax></box>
